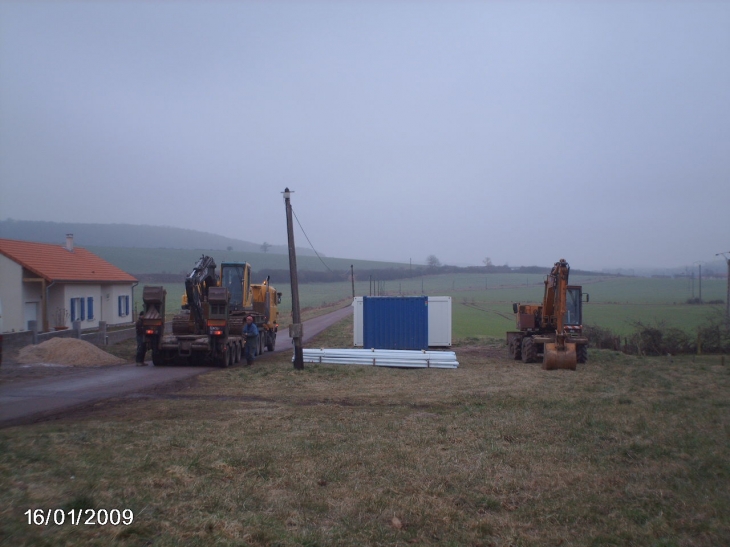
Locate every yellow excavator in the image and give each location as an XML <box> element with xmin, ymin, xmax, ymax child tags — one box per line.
<box><xmin>506</xmin><ymin>258</ymin><xmax>589</xmax><ymax>370</ymax></box>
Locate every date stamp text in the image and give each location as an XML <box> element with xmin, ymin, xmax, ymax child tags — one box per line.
<box><xmin>25</xmin><ymin>508</ymin><xmax>134</xmax><ymax>526</ymax></box>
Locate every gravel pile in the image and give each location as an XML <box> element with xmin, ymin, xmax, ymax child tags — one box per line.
<box><xmin>17</xmin><ymin>338</ymin><xmax>126</xmax><ymax>367</ymax></box>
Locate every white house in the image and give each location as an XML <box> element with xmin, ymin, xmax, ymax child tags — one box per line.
<box><xmin>0</xmin><ymin>235</ymin><xmax>137</xmax><ymax>333</ymax></box>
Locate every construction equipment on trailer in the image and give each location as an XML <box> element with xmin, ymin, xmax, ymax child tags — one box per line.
<box><xmin>506</xmin><ymin>258</ymin><xmax>589</xmax><ymax>370</ymax></box>
<box><xmin>142</xmin><ymin>256</ymin><xmax>281</xmax><ymax>367</ymax></box>
<box><xmin>220</xmin><ymin>261</ymin><xmax>281</xmax><ymax>354</ymax></box>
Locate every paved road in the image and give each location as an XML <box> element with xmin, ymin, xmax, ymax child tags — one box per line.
<box><xmin>0</xmin><ymin>305</ymin><xmax>353</xmax><ymax>428</ymax></box>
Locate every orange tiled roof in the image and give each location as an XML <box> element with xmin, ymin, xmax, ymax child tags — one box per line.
<box><xmin>0</xmin><ymin>238</ymin><xmax>137</xmax><ymax>283</ymax></box>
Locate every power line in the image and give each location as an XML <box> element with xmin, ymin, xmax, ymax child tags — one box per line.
<box><xmin>291</xmin><ymin>207</ymin><xmax>333</xmax><ymax>272</ymax></box>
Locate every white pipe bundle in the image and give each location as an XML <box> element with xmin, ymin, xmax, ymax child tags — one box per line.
<box><xmin>299</xmin><ymin>348</ymin><xmax>459</xmax><ymax>369</ymax></box>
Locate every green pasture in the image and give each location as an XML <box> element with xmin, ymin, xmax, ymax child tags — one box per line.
<box><xmin>134</xmin><ymin>273</ymin><xmax>726</xmax><ymax>341</ymax></box>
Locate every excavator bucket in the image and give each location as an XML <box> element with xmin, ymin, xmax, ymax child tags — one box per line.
<box><xmin>543</xmin><ymin>342</ymin><xmax>577</xmax><ymax>370</ymax></box>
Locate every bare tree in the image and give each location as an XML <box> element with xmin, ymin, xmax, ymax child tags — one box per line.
<box><xmin>483</xmin><ymin>257</ymin><xmax>493</xmax><ymax>268</ymax></box>
<box><xmin>260</xmin><ymin>242</ymin><xmax>271</xmax><ymax>253</ymax></box>
<box><xmin>426</xmin><ymin>255</ymin><xmax>441</xmax><ymax>268</ymax></box>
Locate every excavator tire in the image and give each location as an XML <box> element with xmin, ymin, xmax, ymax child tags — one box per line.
<box><xmin>576</xmin><ymin>344</ymin><xmax>588</xmax><ymax>364</ymax></box>
<box><xmin>521</xmin><ymin>337</ymin><xmax>538</xmax><ymax>364</ymax></box>
<box><xmin>509</xmin><ymin>337</ymin><xmax>522</xmax><ymax>360</ymax></box>
<box><xmin>266</xmin><ymin>332</ymin><xmax>276</xmax><ymax>352</ymax></box>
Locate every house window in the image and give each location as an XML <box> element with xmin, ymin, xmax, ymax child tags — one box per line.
<box><xmin>118</xmin><ymin>295</ymin><xmax>130</xmax><ymax>317</ymax></box>
<box><xmin>70</xmin><ymin>297</ymin><xmax>86</xmax><ymax>322</ymax></box>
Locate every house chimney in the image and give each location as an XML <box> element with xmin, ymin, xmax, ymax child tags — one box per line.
<box><xmin>65</xmin><ymin>233</ymin><xmax>74</xmax><ymax>252</ymax></box>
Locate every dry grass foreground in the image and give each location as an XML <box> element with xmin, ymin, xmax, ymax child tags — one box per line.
<box><xmin>1</xmin><ymin>316</ymin><xmax>729</xmax><ymax>546</ymax></box>
<box><xmin>16</xmin><ymin>338</ymin><xmax>126</xmax><ymax>367</ymax></box>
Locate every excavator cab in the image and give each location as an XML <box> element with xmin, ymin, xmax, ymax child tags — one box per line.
<box><xmin>564</xmin><ymin>287</ymin><xmax>582</xmax><ymax>326</ymax></box>
<box><xmin>220</xmin><ymin>262</ymin><xmax>252</xmax><ymax>311</ymax></box>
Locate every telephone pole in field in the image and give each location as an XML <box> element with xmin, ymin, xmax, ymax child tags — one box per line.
<box><xmin>283</xmin><ymin>188</ymin><xmax>303</xmax><ymax>369</ymax></box>
<box><xmin>716</xmin><ymin>252</ymin><xmax>730</xmax><ymax>321</ymax></box>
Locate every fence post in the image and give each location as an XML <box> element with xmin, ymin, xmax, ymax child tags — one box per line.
<box><xmin>29</xmin><ymin>320</ymin><xmax>38</xmax><ymax>345</ymax></box>
<box><xmin>73</xmin><ymin>320</ymin><xmax>81</xmax><ymax>338</ymax></box>
<box><xmin>696</xmin><ymin>332</ymin><xmax>702</xmax><ymax>355</ymax></box>
<box><xmin>98</xmin><ymin>321</ymin><xmax>107</xmax><ymax>345</ymax></box>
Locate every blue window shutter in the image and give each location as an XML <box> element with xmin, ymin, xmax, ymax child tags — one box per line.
<box><xmin>118</xmin><ymin>296</ymin><xmax>122</xmax><ymax>316</ymax></box>
<box><xmin>88</xmin><ymin>297</ymin><xmax>94</xmax><ymax>320</ymax></box>
<box><xmin>70</xmin><ymin>299</ymin><xmax>76</xmax><ymax>322</ymax></box>
<box><xmin>80</xmin><ymin>298</ymin><xmax>85</xmax><ymax>321</ymax></box>
<box><xmin>125</xmin><ymin>296</ymin><xmax>130</xmax><ymax>316</ymax></box>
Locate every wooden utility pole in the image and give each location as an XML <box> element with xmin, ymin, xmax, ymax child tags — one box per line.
<box><xmin>716</xmin><ymin>252</ymin><xmax>730</xmax><ymax>321</ymax></box>
<box><xmin>727</xmin><ymin>259</ymin><xmax>730</xmax><ymax>321</ymax></box>
<box><xmin>350</xmin><ymin>265</ymin><xmax>355</xmax><ymax>298</ymax></box>
<box><xmin>699</xmin><ymin>264</ymin><xmax>703</xmax><ymax>303</ymax></box>
<box><xmin>283</xmin><ymin>188</ymin><xmax>303</xmax><ymax>369</ymax></box>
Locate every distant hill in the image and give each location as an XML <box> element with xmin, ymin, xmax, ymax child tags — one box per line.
<box><xmin>0</xmin><ymin>219</ymin><xmax>314</xmax><ymax>256</ymax></box>
<box><xmin>85</xmin><ymin>246</ymin><xmax>407</xmax><ymax>277</ymax></box>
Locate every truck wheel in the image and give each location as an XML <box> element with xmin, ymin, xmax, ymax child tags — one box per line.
<box><xmin>266</xmin><ymin>332</ymin><xmax>275</xmax><ymax>352</ymax></box>
<box><xmin>576</xmin><ymin>344</ymin><xmax>588</xmax><ymax>364</ymax></box>
<box><xmin>228</xmin><ymin>344</ymin><xmax>234</xmax><ymax>367</ymax></box>
<box><xmin>215</xmin><ymin>351</ymin><xmax>227</xmax><ymax>368</ymax></box>
<box><xmin>521</xmin><ymin>337</ymin><xmax>537</xmax><ymax>363</ymax></box>
<box><xmin>258</xmin><ymin>333</ymin><xmax>264</xmax><ymax>356</ymax></box>
<box><xmin>152</xmin><ymin>349</ymin><xmax>164</xmax><ymax>367</ymax></box>
<box><xmin>235</xmin><ymin>342</ymin><xmax>241</xmax><ymax>363</ymax></box>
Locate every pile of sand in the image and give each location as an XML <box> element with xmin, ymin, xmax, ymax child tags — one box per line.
<box><xmin>17</xmin><ymin>338</ymin><xmax>126</xmax><ymax>367</ymax></box>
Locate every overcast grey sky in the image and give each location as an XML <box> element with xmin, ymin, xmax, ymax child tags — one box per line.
<box><xmin>1</xmin><ymin>1</ymin><xmax>728</xmax><ymax>271</ymax></box>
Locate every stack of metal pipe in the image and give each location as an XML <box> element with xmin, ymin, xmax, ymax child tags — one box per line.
<box><xmin>298</xmin><ymin>348</ymin><xmax>459</xmax><ymax>369</ymax></box>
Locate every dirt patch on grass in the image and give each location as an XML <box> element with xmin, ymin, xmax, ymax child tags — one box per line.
<box><xmin>453</xmin><ymin>344</ymin><xmax>507</xmax><ymax>360</ymax></box>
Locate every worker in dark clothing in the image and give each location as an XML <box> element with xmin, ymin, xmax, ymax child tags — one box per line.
<box><xmin>242</xmin><ymin>314</ymin><xmax>259</xmax><ymax>365</ymax></box>
<box><xmin>135</xmin><ymin>312</ymin><xmax>147</xmax><ymax>366</ymax></box>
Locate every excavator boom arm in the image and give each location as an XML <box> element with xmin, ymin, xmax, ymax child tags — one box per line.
<box><xmin>541</xmin><ymin>258</ymin><xmax>570</xmax><ymax>337</ymax></box>
<box><xmin>185</xmin><ymin>255</ymin><xmax>218</xmax><ymax>333</ymax></box>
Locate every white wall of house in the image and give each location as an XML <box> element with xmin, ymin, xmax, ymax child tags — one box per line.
<box><xmin>52</xmin><ymin>284</ymin><xmax>135</xmax><ymax>328</ymax></box>
<box><xmin>0</xmin><ymin>254</ymin><xmax>24</xmax><ymax>332</ymax></box>
<box><xmin>103</xmin><ymin>284</ymin><xmax>135</xmax><ymax>326</ymax></box>
<box><xmin>62</xmin><ymin>284</ymin><xmax>103</xmax><ymax>330</ymax></box>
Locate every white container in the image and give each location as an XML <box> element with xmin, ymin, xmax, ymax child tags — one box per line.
<box><xmin>427</xmin><ymin>296</ymin><xmax>452</xmax><ymax>347</ymax></box>
<box><xmin>353</xmin><ymin>297</ymin><xmax>364</xmax><ymax>347</ymax></box>
<box><xmin>352</xmin><ymin>296</ymin><xmax>452</xmax><ymax>347</ymax></box>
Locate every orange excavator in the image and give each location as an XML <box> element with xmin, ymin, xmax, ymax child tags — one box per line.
<box><xmin>506</xmin><ymin>258</ymin><xmax>589</xmax><ymax>370</ymax></box>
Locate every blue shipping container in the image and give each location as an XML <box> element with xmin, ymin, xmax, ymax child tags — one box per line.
<box><xmin>363</xmin><ymin>296</ymin><xmax>428</xmax><ymax>350</ymax></box>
